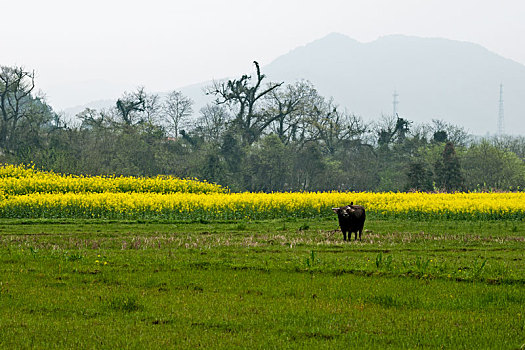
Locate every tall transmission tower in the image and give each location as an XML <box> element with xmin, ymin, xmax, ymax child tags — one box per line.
<box><xmin>392</xmin><ymin>90</ymin><xmax>399</xmax><ymax>117</ymax></box>
<box><xmin>498</xmin><ymin>84</ymin><xmax>505</xmax><ymax>135</ymax></box>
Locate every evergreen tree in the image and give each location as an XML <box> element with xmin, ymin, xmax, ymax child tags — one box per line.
<box><xmin>406</xmin><ymin>160</ymin><xmax>434</xmax><ymax>192</ymax></box>
<box><xmin>434</xmin><ymin>142</ymin><xmax>465</xmax><ymax>192</ymax></box>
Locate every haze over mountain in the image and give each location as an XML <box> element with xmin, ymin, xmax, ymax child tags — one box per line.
<box><xmin>263</xmin><ymin>33</ymin><xmax>525</xmax><ymax>136</ymax></box>
<box><xmin>65</xmin><ymin>33</ymin><xmax>525</xmax><ymax>135</ymax></box>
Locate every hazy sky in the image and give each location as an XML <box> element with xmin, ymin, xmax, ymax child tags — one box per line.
<box><xmin>2</xmin><ymin>0</ymin><xmax>525</xmax><ymax>109</ymax></box>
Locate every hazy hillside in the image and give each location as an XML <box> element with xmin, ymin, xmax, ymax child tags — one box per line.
<box><xmin>264</xmin><ymin>33</ymin><xmax>525</xmax><ymax>135</ymax></box>
<box><xmin>65</xmin><ymin>33</ymin><xmax>525</xmax><ymax>135</ymax></box>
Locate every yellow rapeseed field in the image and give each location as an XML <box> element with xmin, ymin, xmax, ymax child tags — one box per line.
<box><xmin>0</xmin><ymin>164</ymin><xmax>226</xmax><ymax>195</ymax></box>
<box><xmin>1</xmin><ymin>164</ymin><xmax>524</xmax><ymax>220</ymax></box>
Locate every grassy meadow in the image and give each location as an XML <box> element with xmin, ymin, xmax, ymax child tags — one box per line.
<box><xmin>0</xmin><ymin>164</ymin><xmax>525</xmax><ymax>348</ymax></box>
<box><xmin>1</xmin><ymin>218</ymin><xmax>525</xmax><ymax>349</ymax></box>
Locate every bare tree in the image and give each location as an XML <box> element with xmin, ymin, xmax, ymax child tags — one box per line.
<box><xmin>375</xmin><ymin>114</ymin><xmax>411</xmax><ymax>146</ymax></box>
<box><xmin>144</xmin><ymin>93</ymin><xmax>162</xmax><ymax>125</ymax></box>
<box><xmin>306</xmin><ymin>97</ymin><xmax>367</xmax><ymax>154</ymax></box>
<box><xmin>0</xmin><ymin>66</ymin><xmax>36</xmax><ymax>152</ymax></box>
<box><xmin>115</xmin><ymin>87</ymin><xmax>147</xmax><ymax>125</ymax></box>
<box><xmin>206</xmin><ymin>61</ymin><xmax>283</xmax><ymax>145</ymax></box>
<box><xmin>265</xmin><ymin>80</ymin><xmax>320</xmax><ymax>145</ymax></box>
<box><xmin>77</xmin><ymin>107</ymin><xmax>116</xmax><ymax>131</ymax></box>
<box><xmin>429</xmin><ymin>119</ymin><xmax>470</xmax><ymax>146</ymax></box>
<box><xmin>194</xmin><ymin>104</ymin><xmax>229</xmax><ymax>143</ymax></box>
<box><xmin>162</xmin><ymin>90</ymin><xmax>193</xmax><ymax>137</ymax></box>
<box><xmin>491</xmin><ymin>135</ymin><xmax>525</xmax><ymax>160</ymax></box>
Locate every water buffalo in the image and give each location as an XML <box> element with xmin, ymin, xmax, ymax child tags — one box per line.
<box><xmin>332</xmin><ymin>202</ymin><xmax>366</xmax><ymax>241</ymax></box>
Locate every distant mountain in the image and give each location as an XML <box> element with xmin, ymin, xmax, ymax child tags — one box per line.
<box><xmin>64</xmin><ymin>33</ymin><xmax>525</xmax><ymax>135</ymax></box>
<box><xmin>263</xmin><ymin>33</ymin><xmax>525</xmax><ymax>135</ymax></box>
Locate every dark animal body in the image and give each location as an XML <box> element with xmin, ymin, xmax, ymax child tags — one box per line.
<box><xmin>332</xmin><ymin>203</ymin><xmax>366</xmax><ymax>241</ymax></box>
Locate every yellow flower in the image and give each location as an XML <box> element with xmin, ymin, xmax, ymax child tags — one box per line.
<box><xmin>1</xmin><ymin>164</ymin><xmax>525</xmax><ymax>221</ymax></box>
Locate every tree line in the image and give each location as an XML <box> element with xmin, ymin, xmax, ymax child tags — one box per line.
<box><xmin>1</xmin><ymin>62</ymin><xmax>525</xmax><ymax>192</ymax></box>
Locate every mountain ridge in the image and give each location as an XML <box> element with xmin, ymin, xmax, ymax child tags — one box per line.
<box><xmin>263</xmin><ymin>33</ymin><xmax>525</xmax><ymax>135</ymax></box>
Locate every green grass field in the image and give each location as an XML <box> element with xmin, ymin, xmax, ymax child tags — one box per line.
<box><xmin>1</xmin><ymin>218</ymin><xmax>524</xmax><ymax>349</ymax></box>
